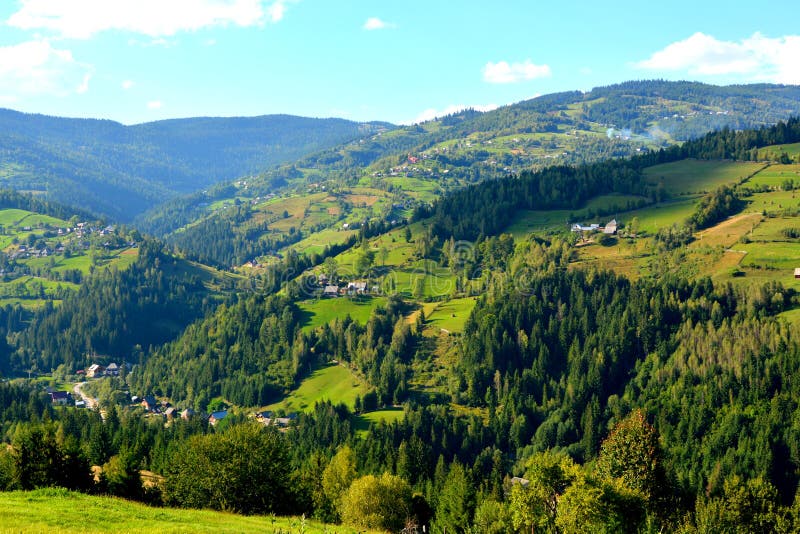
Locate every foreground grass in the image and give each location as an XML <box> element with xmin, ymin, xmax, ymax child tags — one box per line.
<box><xmin>0</xmin><ymin>488</ymin><xmax>378</xmax><ymax>533</ymax></box>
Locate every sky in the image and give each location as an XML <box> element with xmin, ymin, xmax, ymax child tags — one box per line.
<box><xmin>0</xmin><ymin>0</ymin><xmax>798</xmax><ymax>125</ymax></box>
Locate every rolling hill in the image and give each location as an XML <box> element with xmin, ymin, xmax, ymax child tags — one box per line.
<box><xmin>137</xmin><ymin>81</ymin><xmax>800</xmax><ymax>267</ymax></box>
<box><xmin>0</xmin><ymin>109</ymin><xmax>391</xmax><ymax>221</ymax></box>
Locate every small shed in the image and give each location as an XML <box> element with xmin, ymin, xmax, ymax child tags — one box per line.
<box><xmin>794</xmin><ymin>268</ymin><xmax>800</xmax><ymax>279</ymax></box>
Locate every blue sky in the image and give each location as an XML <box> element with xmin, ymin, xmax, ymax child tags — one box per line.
<box><xmin>0</xmin><ymin>0</ymin><xmax>798</xmax><ymax>125</ymax></box>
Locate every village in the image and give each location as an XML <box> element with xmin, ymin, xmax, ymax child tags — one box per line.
<box><xmin>45</xmin><ymin>360</ymin><xmax>301</xmax><ymax>431</ymax></box>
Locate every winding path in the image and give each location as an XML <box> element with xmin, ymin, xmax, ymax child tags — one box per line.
<box><xmin>72</xmin><ymin>381</ymin><xmax>98</xmax><ymax>410</ymax></box>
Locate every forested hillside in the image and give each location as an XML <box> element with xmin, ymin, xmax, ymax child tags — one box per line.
<box><xmin>0</xmin><ymin>109</ymin><xmax>389</xmax><ymax>220</ymax></box>
<box><xmin>3</xmin><ymin>103</ymin><xmax>800</xmax><ymax>531</ymax></box>
<box><xmin>141</xmin><ymin>81</ymin><xmax>800</xmax><ymax>269</ymax></box>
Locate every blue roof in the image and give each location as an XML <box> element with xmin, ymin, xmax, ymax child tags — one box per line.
<box><xmin>210</xmin><ymin>410</ymin><xmax>228</xmax><ymax>420</ymax></box>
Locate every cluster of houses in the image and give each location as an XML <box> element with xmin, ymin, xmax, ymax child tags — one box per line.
<box><xmin>317</xmin><ymin>274</ymin><xmax>374</xmax><ymax>298</ymax></box>
<box><xmin>570</xmin><ymin>218</ymin><xmax>618</xmax><ymax>235</ymax></box>
<box><xmin>82</xmin><ymin>362</ymin><xmax>125</xmax><ymax>378</ymax></box>
<box><xmin>255</xmin><ymin>410</ymin><xmax>297</xmax><ymax>428</ymax></box>
<box><xmin>134</xmin><ymin>394</ymin><xmax>197</xmax><ymax>421</ymax></box>
<box><xmin>8</xmin><ymin>243</ymin><xmax>67</xmax><ymax>260</ymax></box>
<box><xmin>8</xmin><ymin>223</ymin><xmax>130</xmax><ymax>261</ymax></box>
<box><xmin>48</xmin><ymin>383</ymin><xmax>302</xmax><ymax>431</ymax></box>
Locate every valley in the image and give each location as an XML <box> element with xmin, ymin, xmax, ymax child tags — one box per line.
<box><xmin>1</xmin><ymin>87</ymin><xmax>800</xmax><ymax>533</ymax></box>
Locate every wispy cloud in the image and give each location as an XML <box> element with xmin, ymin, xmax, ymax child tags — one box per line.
<box><xmin>147</xmin><ymin>100</ymin><xmax>163</xmax><ymax>109</ymax></box>
<box><xmin>482</xmin><ymin>60</ymin><xmax>551</xmax><ymax>84</ymax></box>
<box><xmin>121</xmin><ymin>80</ymin><xmax>134</xmax><ymax>90</ymax></box>
<box><xmin>635</xmin><ymin>32</ymin><xmax>800</xmax><ymax>84</ymax></box>
<box><xmin>363</xmin><ymin>17</ymin><xmax>394</xmax><ymax>31</ymax></box>
<box><xmin>408</xmin><ymin>103</ymin><xmax>499</xmax><ymax>125</ymax></box>
<box><xmin>7</xmin><ymin>0</ymin><xmax>297</xmax><ymax>39</ymax></box>
<box><xmin>0</xmin><ymin>39</ymin><xmax>93</xmax><ymax>101</ymax></box>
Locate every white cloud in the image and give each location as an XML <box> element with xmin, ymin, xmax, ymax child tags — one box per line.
<box><xmin>363</xmin><ymin>17</ymin><xmax>393</xmax><ymax>31</ymax></box>
<box><xmin>636</xmin><ymin>32</ymin><xmax>800</xmax><ymax>84</ymax></box>
<box><xmin>147</xmin><ymin>100</ymin><xmax>163</xmax><ymax>109</ymax></box>
<box><xmin>7</xmin><ymin>0</ymin><xmax>296</xmax><ymax>39</ymax></box>
<box><xmin>408</xmin><ymin>103</ymin><xmax>499</xmax><ymax>125</ymax></box>
<box><xmin>0</xmin><ymin>39</ymin><xmax>93</xmax><ymax>100</ymax></box>
<box><xmin>482</xmin><ymin>60</ymin><xmax>551</xmax><ymax>84</ymax></box>
<box><xmin>266</xmin><ymin>0</ymin><xmax>291</xmax><ymax>23</ymax></box>
<box><xmin>121</xmin><ymin>80</ymin><xmax>134</xmax><ymax>90</ymax></box>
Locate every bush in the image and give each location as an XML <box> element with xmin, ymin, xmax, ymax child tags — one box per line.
<box><xmin>340</xmin><ymin>473</ymin><xmax>413</xmax><ymax>532</ymax></box>
<box><xmin>164</xmin><ymin>423</ymin><xmax>294</xmax><ymax>515</ymax></box>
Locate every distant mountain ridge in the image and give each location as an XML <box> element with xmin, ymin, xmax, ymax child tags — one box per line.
<box><xmin>136</xmin><ymin>80</ymin><xmax>800</xmax><ymax>254</ymax></box>
<box><xmin>2</xmin><ymin>80</ymin><xmax>800</xmax><ymax>227</ymax></box>
<box><xmin>0</xmin><ymin>109</ymin><xmax>392</xmax><ymax>221</ymax></box>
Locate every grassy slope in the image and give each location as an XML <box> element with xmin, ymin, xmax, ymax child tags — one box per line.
<box><xmin>507</xmin><ymin>160</ymin><xmax>800</xmax><ymax>291</ymax></box>
<box><xmin>264</xmin><ymin>363</ymin><xmax>369</xmax><ymax>413</ymax></box>
<box><xmin>643</xmin><ymin>160</ymin><xmax>765</xmax><ymax>195</ymax></box>
<box><xmin>0</xmin><ymin>488</ymin><xmax>380</xmax><ymax>534</ymax></box>
<box><xmin>424</xmin><ymin>297</ymin><xmax>477</xmax><ymax>334</ymax></box>
<box><xmin>298</xmin><ymin>296</ymin><xmax>387</xmax><ymax>332</ymax></box>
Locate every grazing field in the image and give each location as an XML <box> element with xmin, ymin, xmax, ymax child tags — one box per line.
<box><xmin>745</xmin><ymin>190</ymin><xmax>800</xmax><ymax>214</ymax></box>
<box><xmin>506</xmin><ymin>209</ymin><xmax>578</xmax><ymax>237</ymax></box>
<box><xmin>745</xmin><ymin>164</ymin><xmax>800</xmax><ymax>188</ymax></box>
<box><xmin>572</xmin><ymin>240</ymin><xmax>646</xmax><ymax>279</ymax></box>
<box><xmin>386</xmin><ymin>262</ymin><xmax>456</xmax><ymax>299</ymax></box>
<box><xmin>354</xmin><ymin>407</ymin><xmax>406</xmax><ymax>434</ymax></box>
<box><xmin>425</xmin><ymin>297</ymin><xmax>477</xmax><ymax>333</ymax></box>
<box><xmin>758</xmin><ymin>142</ymin><xmax>800</xmax><ymax>161</ymax></box>
<box><xmin>298</xmin><ymin>296</ymin><xmax>386</xmax><ymax>331</ymax></box>
<box><xmin>287</xmin><ymin>227</ymin><xmax>357</xmax><ymax>257</ymax></box>
<box><xmin>265</xmin><ymin>363</ymin><xmax>368</xmax><ymax>413</ymax></box>
<box><xmin>778</xmin><ymin>307</ymin><xmax>800</xmax><ymax>329</ymax></box>
<box><xmin>690</xmin><ymin>213</ymin><xmax>762</xmax><ymax>248</ymax></box>
<box><xmin>618</xmin><ymin>198</ymin><xmax>699</xmax><ymax>233</ymax></box>
<box><xmin>739</xmin><ymin>242</ymin><xmax>800</xmax><ymax>271</ymax></box>
<box><xmin>749</xmin><ymin>216</ymin><xmax>800</xmax><ymax>242</ymax></box>
<box><xmin>644</xmin><ymin>160</ymin><xmax>764</xmax><ymax>195</ymax></box>
<box><xmin>506</xmin><ymin>195</ymin><xmax>647</xmax><ymax>238</ymax></box>
<box><xmin>0</xmin><ymin>488</ymin><xmax>373</xmax><ymax>533</ymax></box>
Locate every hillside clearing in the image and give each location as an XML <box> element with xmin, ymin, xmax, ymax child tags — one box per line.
<box><xmin>264</xmin><ymin>363</ymin><xmax>368</xmax><ymax>413</ymax></box>
<box><xmin>644</xmin><ymin>160</ymin><xmax>764</xmax><ymax>196</ymax></box>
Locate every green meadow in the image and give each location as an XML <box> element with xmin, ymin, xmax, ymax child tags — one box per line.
<box><xmin>745</xmin><ymin>164</ymin><xmax>800</xmax><ymax>188</ymax></box>
<box><xmin>758</xmin><ymin>142</ymin><xmax>800</xmax><ymax>161</ymax></box>
<box><xmin>354</xmin><ymin>407</ymin><xmax>406</xmax><ymax>435</ymax></box>
<box><xmin>425</xmin><ymin>297</ymin><xmax>477</xmax><ymax>333</ymax></box>
<box><xmin>644</xmin><ymin>160</ymin><xmax>764</xmax><ymax>195</ymax></box>
<box><xmin>265</xmin><ymin>363</ymin><xmax>368</xmax><ymax>413</ymax></box>
<box><xmin>618</xmin><ymin>198</ymin><xmax>699</xmax><ymax>233</ymax></box>
<box><xmin>298</xmin><ymin>296</ymin><xmax>386</xmax><ymax>332</ymax></box>
<box><xmin>0</xmin><ymin>488</ymin><xmax>375</xmax><ymax>534</ymax></box>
